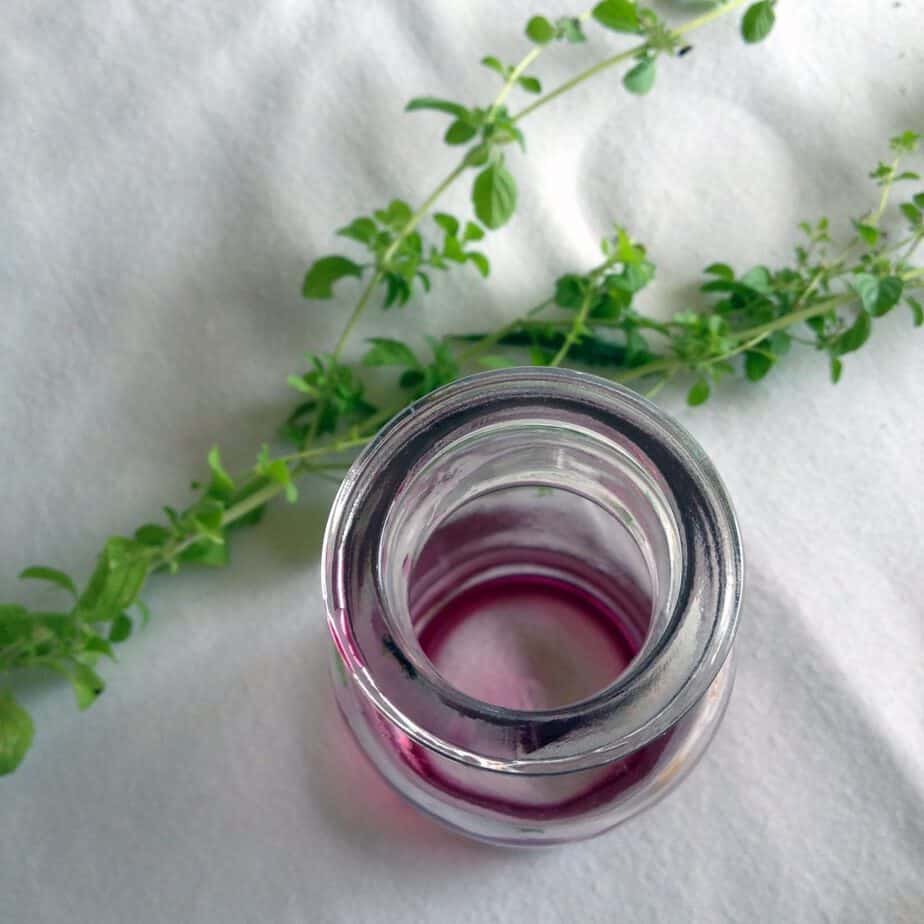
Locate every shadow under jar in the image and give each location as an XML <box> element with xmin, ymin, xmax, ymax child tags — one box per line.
<box><xmin>322</xmin><ymin>368</ymin><xmax>743</xmax><ymax>846</ymax></box>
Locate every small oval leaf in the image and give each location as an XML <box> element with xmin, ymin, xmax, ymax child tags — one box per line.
<box><xmin>472</xmin><ymin>163</ymin><xmax>518</xmax><ymax>230</ymax></box>
<box><xmin>0</xmin><ymin>692</ymin><xmax>34</xmax><ymax>775</ymax></box>
<box><xmin>687</xmin><ymin>379</ymin><xmax>711</xmax><ymax>406</ymax></box>
<box><xmin>592</xmin><ymin>0</ymin><xmax>641</xmax><ymax>33</ymax></box>
<box><xmin>303</xmin><ymin>256</ymin><xmax>364</xmax><ymax>300</ymax></box>
<box><xmin>623</xmin><ymin>57</ymin><xmax>657</xmax><ymax>95</ymax></box>
<box><xmin>741</xmin><ymin>1</ymin><xmax>776</xmax><ymax>44</ymax></box>
<box><xmin>19</xmin><ymin>566</ymin><xmax>77</xmax><ymax>597</ymax></box>
<box><xmin>525</xmin><ymin>15</ymin><xmax>556</xmax><ymax>44</ymax></box>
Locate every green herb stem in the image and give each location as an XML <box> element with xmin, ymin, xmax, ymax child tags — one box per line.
<box><xmin>868</xmin><ymin>156</ymin><xmax>901</xmax><ymax>227</ymax></box>
<box><xmin>456</xmin><ymin>298</ymin><xmax>555</xmax><ymax>364</ymax></box>
<box><xmin>549</xmin><ymin>285</ymin><xmax>596</xmax><ymax>367</ymax></box>
<box><xmin>487</xmin><ymin>46</ymin><xmax>544</xmax><ymax>117</ymax></box>
<box><xmin>330</xmin><ymin>36</ymin><xmax>559</xmax><ymax>363</ymax></box>
<box><xmin>513</xmin><ymin>0</ymin><xmax>751</xmax><ymax>123</ymax></box>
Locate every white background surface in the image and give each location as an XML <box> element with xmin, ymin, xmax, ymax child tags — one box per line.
<box><xmin>2</xmin><ymin>2</ymin><xmax>923</xmax><ymax>921</ymax></box>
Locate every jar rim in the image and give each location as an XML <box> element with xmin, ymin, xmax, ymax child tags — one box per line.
<box><xmin>322</xmin><ymin>368</ymin><xmax>744</xmax><ymax>773</ymax></box>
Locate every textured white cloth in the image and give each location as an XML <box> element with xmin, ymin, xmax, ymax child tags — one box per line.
<box><xmin>2</xmin><ymin>2</ymin><xmax>923</xmax><ymax>921</ymax></box>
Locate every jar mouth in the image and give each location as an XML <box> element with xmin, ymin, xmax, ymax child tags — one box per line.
<box><xmin>322</xmin><ymin>368</ymin><xmax>743</xmax><ymax>773</ymax></box>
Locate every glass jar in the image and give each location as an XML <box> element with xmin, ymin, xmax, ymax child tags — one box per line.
<box><xmin>322</xmin><ymin>368</ymin><xmax>743</xmax><ymax>846</ymax></box>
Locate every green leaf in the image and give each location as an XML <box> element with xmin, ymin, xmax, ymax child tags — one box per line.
<box><xmin>853</xmin><ymin>221</ymin><xmax>880</xmax><ymax>246</ymax></box>
<box><xmin>745</xmin><ymin>350</ymin><xmax>774</xmax><ymax>381</ymax></box>
<box><xmin>830</xmin><ymin>356</ymin><xmax>843</xmax><ymax>384</ymax></box>
<box><xmin>618</xmin><ymin>260</ymin><xmax>656</xmax><ymax>294</ymax></box>
<box><xmin>873</xmin><ymin>276</ymin><xmax>903</xmax><ymax>317</ymax></box>
<box><xmin>263</xmin><ymin>459</ymin><xmax>290</xmax><ymax>488</ymax></box>
<box><xmin>399</xmin><ymin>369</ymin><xmax>425</xmax><ymax>390</ymax></box>
<box><xmin>337</xmin><ymin>217</ymin><xmax>378</xmax><ymax>245</ymax></box>
<box><xmin>0</xmin><ymin>692</ymin><xmax>34</xmax><ymax>775</ymax></box>
<box><xmin>78</xmin><ymin>538</ymin><xmax>149</xmax><ymax>621</ymax></box>
<box><xmin>769</xmin><ymin>330</ymin><xmax>792</xmax><ymax>356</ymax></box>
<box><xmin>739</xmin><ymin>265</ymin><xmax>772</xmax><ymax>293</ymax></box>
<box><xmin>900</xmin><ymin>203</ymin><xmax>923</xmax><ymax>226</ymax></box>
<box><xmin>704</xmin><ymin>263</ymin><xmax>735</xmax><ymax>281</ymax></box>
<box><xmin>687</xmin><ymin>379</ymin><xmax>711</xmax><ymax>406</ymax></box>
<box><xmin>906</xmin><ymin>296</ymin><xmax>924</xmax><ymax>327</ymax></box>
<box><xmin>464</xmin><ymin>144</ymin><xmax>492</xmax><ymax>168</ymax></box>
<box><xmin>109</xmin><ymin>613</ymin><xmax>133</xmax><ymax>643</ymax></box>
<box><xmin>592</xmin><ymin>0</ymin><xmax>640</xmax><ymax>33</ymax></box>
<box><xmin>615</xmin><ymin>227</ymin><xmax>644</xmax><ymax>265</ymax></box>
<box><xmin>493</xmin><ymin>118</ymin><xmax>526</xmax><ymax>152</ymax></box>
<box><xmin>833</xmin><ymin>310</ymin><xmax>872</xmax><ymax>356</ymax></box>
<box><xmin>443</xmin><ymin>235</ymin><xmax>467</xmax><ymax>262</ymax></box>
<box><xmin>0</xmin><ymin>603</ymin><xmax>28</xmax><ymax>623</ymax></box>
<box><xmin>444</xmin><ymin>120</ymin><xmax>478</xmax><ymax>145</ymax></box>
<box><xmin>363</xmin><ymin>338</ymin><xmax>419</xmax><ymax>368</ymax></box>
<box><xmin>462</xmin><ymin>221</ymin><xmax>485</xmax><ymax>242</ymax></box>
<box><xmin>849</xmin><ymin>273</ymin><xmax>879</xmax><ymax>313</ymax></box>
<box><xmin>525</xmin><ymin>15</ymin><xmax>556</xmax><ymax>44</ymax></box>
<box><xmin>19</xmin><ymin>566</ymin><xmax>77</xmax><ymax>598</ymax></box>
<box><xmin>472</xmin><ymin>163</ymin><xmax>518</xmax><ymax>230</ymax></box>
<box><xmin>557</xmin><ymin>17</ymin><xmax>587</xmax><ymax>43</ymax></box>
<box><xmin>517</xmin><ymin>75</ymin><xmax>542</xmax><ymax>94</ymax></box>
<box><xmin>433</xmin><ymin>213</ymin><xmax>460</xmax><ymax>236</ymax></box>
<box><xmin>481</xmin><ymin>56</ymin><xmax>507</xmax><ymax>76</ymax></box>
<box><xmin>555</xmin><ymin>275</ymin><xmax>585</xmax><ymax>309</ymax></box>
<box><xmin>374</xmin><ymin>200</ymin><xmax>413</xmax><ymax>230</ymax></box>
<box><xmin>286</xmin><ymin>374</ymin><xmax>315</xmax><ymax>395</ymax></box>
<box><xmin>189</xmin><ymin>498</ymin><xmax>224</xmax><ymax>538</ymax></box>
<box><xmin>178</xmin><ymin>539</ymin><xmax>229</xmax><ymax>568</ymax></box>
<box><xmin>84</xmin><ymin>635</ymin><xmax>116</xmax><ymax>661</ymax></box>
<box><xmin>135</xmin><ymin>599</ymin><xmax>152</xmax><ymax>627</ymax></box>
<box><xmin>890</xmin><ymin>131</ymin><xmax>921</xmax><ymax>155</ymax></box>
<box><xmin>593</xmin><ymin>290</ymin><xmax>627</xmax><ymax>318</ymax></box>
<box><xmin>206</xmin><ymin>446</ymin><xmax>235</xmax><ymax>502</ymax></box>
<box><xmin>869</xmin><ymin>162</ymin><xmax>893</xmax><ymax>185</ymax></box>
<box><xmin>741</xmin><ymin>1</ymin><xmax>776</xmax><ymax>43</ymax></box>
<box><xmin>405</xmin><ymin>97</ymin><xmax>469</xmax><ymax>118</ymax></box>
<box><xmin>303</xmin><ymin>256</ymin><xmax>364</xmax><ymax>300</ymax></box>
<box><xmin>466</xmin><ymin>252</ymin><xmax>491</xmax><ymax>278</ymax></box>
<box><xmin>135</xmin><ymin>524</ymin><xmax>171</xmax><ymax>547</ymax></box>
<box><xmin>914</xmin><ymin>192</ymin><xmax>924</xmax><ymax>209</ymax></box>
<box><xmin>70</xmin><ymin>662</ymin><xmax>105</xmax><ymax>710</ymax></box>
<box><xmin>383</xmin><ymin>273</ymin><xmax>412</xmax><ymax>308</ymax></box>
<box><xmin>623</xmin><ymin>57</ymin><xmax>657</xmax><ymax>95</ymax></box>
<box><xmin>625</xmin><ymin>329</ymin><xmax>648</xmax><ymax>363</ymax></box>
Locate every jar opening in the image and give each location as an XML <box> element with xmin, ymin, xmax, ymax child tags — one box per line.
<box><xmin>407</xmin><ymin>483</ymin><xmax>654</xmax><ymax>711</ymax></box>
<box><xmin>323</xmin><ymin>368</ymin><xmax>743</xmax><ymax>772</ymax></box>
<box><xmin>393</xmin><ymin>477</ymin><xmax>663</xmax><ymax>711</ymax></box>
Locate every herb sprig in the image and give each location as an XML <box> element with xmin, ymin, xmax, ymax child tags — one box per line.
<box><xmin>4</xmin><ymin>3</ymin><xmax>920</xmax><ymax>777</ymax></box>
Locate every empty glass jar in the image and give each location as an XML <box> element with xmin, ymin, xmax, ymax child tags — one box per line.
<box><xmin>322</xmin><ymin>368</ymin><xmax>743</xmax><ymax>845</ymax></box>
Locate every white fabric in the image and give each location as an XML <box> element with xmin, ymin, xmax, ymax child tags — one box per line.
<box><xmin>2</xmin><ymin>2</ymin><xmax>923</xmax><ymax>921</ymax></box>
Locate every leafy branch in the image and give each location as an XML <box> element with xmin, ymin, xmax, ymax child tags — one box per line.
<box><xmin>288</xmin><ymin>0</ymin><xmax>761</xmax><ymax>449</ymax></box>
<box><xmin>454</xmin><ymin>134</ymin><xmax>923</xmax><ymax>402</ymax></box>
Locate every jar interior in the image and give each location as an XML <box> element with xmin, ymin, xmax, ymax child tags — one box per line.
<box><xmin>375</xmin><ymin>419</ymin><xmax>681</xmax><ymax>724</ymax></box>
<box><xmin>408</xmin><ymin>484</ymin><xmax>655</xmax><ymax>711</ymax></box>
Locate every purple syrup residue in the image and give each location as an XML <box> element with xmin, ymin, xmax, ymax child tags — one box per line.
<box><xmin>418</xmin><ymin>573</ymin><xmax>641</xmax><ymax>710</ymax></box>
<box><xmin>390</xmin><ymin>570</ymin><xmax>672</xmax><ymax>820</ymax></box>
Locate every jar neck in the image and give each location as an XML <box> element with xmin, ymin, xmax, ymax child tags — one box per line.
<box><xmin>323</xmin><ymin>368</ymin><xmax>743</xmax><ymax>773</ymax></box>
